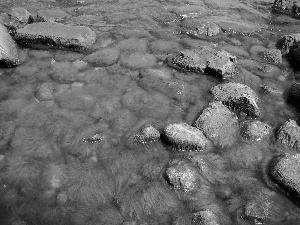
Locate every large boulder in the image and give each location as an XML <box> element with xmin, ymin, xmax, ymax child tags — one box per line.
<box><xmin>265</xmin><ymin>153</ymin><xmax>300</xmax><ymax>207</ymax></box>
<box><xmin>14</xmin><ymin>22</ymin><xmax>97</xmax><ymax>51</ymax></box>
<box><xmin>0</xmin><ymin>23</ymin><xmax>19</xmax><ymax>67</ymax></box>
<box><xmin>210</xmin><ymin>82</ymin><xmax>260</xmax><ymax>118</ymax></box>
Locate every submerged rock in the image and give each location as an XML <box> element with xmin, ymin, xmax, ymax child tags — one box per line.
<box><xmin>164</xmin><ymin>123</ymin><xmax>213</xmax><ymax>152</ymax></box>
<box><xmin>15</xmin><ymin>22</ymin><xmax>97</xmax><ymax>51</ymax></box>
<box><xmin>241</xmin><ymin>120</ymin><xmax>272</xmax><ymax>142</ymax></box>
<box><xmin>83</xmin><ymin>48</ymin><xmax>120</xmax><ymax>67</ymax></box>
<box><xmin>277</xmin><ymin>119</ymin><xmax>300</xmax><ymax>151</ymax></box>
<box><xmin>166</xmin><ymin>159</ymin><xmax>200</xmax><ymax>192</ymax></box>
<box><xmin>36</xmin><ymin>9</ymin><xmax>71</xmax><ymax>22</ymax></box>
<box><xmin>180</xmin><ymin>18</ymin><xmax>221</xmax><ymax>37</ymax></box>
<box><xmin>0</xmin><ymin>23</ymin><xmax>19</xmax><ymax>67</ymax></box>
<box><xmin>265</xmin><ymin>153</ymin><xmax>300</xmax><ymax>207</ymax></box>
<box><xmin>194</xmin><ymin>101</ymin><xmax>239</xmax><ymax>148</ymax></box>
<box><xmin>211</xmin><ymin>82</ymin><xmax>260</xmax><ymax>118</ymax></box>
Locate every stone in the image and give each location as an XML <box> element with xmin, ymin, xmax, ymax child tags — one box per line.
<box><xmin>263</xmin><ymin>48</ymin><xmax>282</xmax><ymax>64</ymax></box>
<box><xmin>287</xmin><ymin>83</ymin><xmax>300</xmax><ymax>110</ymax></box>
<box><xmin>194</xmin><ymin>101</ymin><xmax>239</xmax><ymax>147</ymax></box>
<box><xmin>167</xmin><ymin>46</ymin><xmax>216</xmax><ymax>73</ymax></box>
<box><xmin>166</xmin><ymin>159</ymin><xmax>200</xmax><ymax>192</ymax></box>
<box><xmin>163</xmin><ymin>123</ymin><xmax>213</xmax><ymax>152</ymax></box>
<box><xmin>0</xmin><ymin>23</ymin><xmax>19</xmax><ymax>67</ymax></box>
<box><xmin>241</xmin><ymin>120</ymin><xmax>271</xmax><ymax>142</ymax></box>
<box><xmin>288</xmin><ymin>43</ymin><xmax>300</xmax><ymax>69</ymax></box>
<box><xmin>277</xmin><ymin>119</ymin><xmax>300</xmax><ymax>151</ymax></box>
<box><xmin>0</xmin><ymin>8</ymin><xmax>33</xmax><ymax>30</ymax></box>
<box><xmin>192</xmin><ymin>210</ymin><xmax>221</xmax><ymax>225</ymax></box>
<box><xmin>15</xmin><ymin>22</ymin><xmax>97</xmax><ymax>51</ymax></box>
<box><xmin>36</xmin><ymin>9</ymin><xmax>71</xmax><ymax>22</ymax></box>
<box><xmin>83</xmin><ymin>48</ymin><xmax>120</xmax><ymax>67</ymax></box>
<box><xmin>266</xmin><ymin>153</ymin><xmax>300</xmax><ymax>207</ymax></box>
<box><xmin>211</xmin><ymin>82</ymin><xmax>260</xmax><ymax>119</ymax></box>
<box><xmin>180</xmin><ymin>19</ymin><xmax>221</xmax><ymax>37</ymax></box>
<box><xmin>206</xmin><ymin>50</ymin><xmax>237</xmax><ymax>79</ymax></box>
<box><xmin>276</xmin><ymin>33</ymin><xmax>300</xmax><ymax>54</ymax></box>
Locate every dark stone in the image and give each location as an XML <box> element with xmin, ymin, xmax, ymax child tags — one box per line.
<box><xmin>288</xmin><ymin>44</ymin><xmax>300</xmax><ymax>69</ymax></box>
<box><xmin>14</xmin><ymin>22</ymin><xmax>97</xmax><ymax>51</ymax></box>
<box><xmin>287</xmin><ymin>83</ymin><xmax>300</xmax><ymax>110</ymax></box>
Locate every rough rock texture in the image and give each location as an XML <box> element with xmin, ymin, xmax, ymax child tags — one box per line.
<box><xmin>276</xmin><ymin>33</ymin><xmax>300</xmax><ymax>54</ymax></box>
<box><xmin>15</xmin><ymin>22</ymin><xmax>97</xmax><ymax>51</ymax></box>
<box><xmin>37</xmin><ymin>9</ymin><xmax>71</xmax><ymax>22</ymax></box>
<box><xmin>164</xmin><ymin>123</ymin><xmax>212</xmax><ymax>152</ymax></box>
<box><xmin>206</xmin><ymin>50</ymin><xmax>237</xmax><ymax>79</ymax></box>
<box><xmin>194</xmin><ymin>101</ymin><xmax>238</xmax><ymax>148</ymax></box>
<box><xmin>0</xmin><ymin>23</ymin><xmax>19</xmax><ymax>67</ymax></box>
<box><xmin>263</xmin><ymin>48</ymin><xmax>282</xmax><ymax>64</ymax></box>
<box><xmin>180</xmin><ymin>19</ymin><xmax>221</xmax><ymax>37</ymax></box>
<box><xmin>241</xmin><ymin>120</ymin><xmax>271</xmax><ymax>142</ymax></box>
<box><xmin>266</xmin><ymin>153</ymin><xmax>300</xmax><ymax>207</ymax></box>
<box><xmin>167</xmin><ymin>46</ymin><xmax>216</xmax><ymax>73</ymax></box>
<box><xmin>277</xmin><ymin>119</ymin><xmax>300</xmax><ymax>151</ymax></box>
<box><xmin>287</xmin><ymin>82</ymin><xmax>300</xmax><ymax>110</ymax></box>
<box><xmin>166</xmin><ymin>159</ymin><xmax>200</xmax><ymax>192</ymax></box>
<box><xmin>211</xmin><ymin>82</ymin><xmax>260</xmax><ymax>119</ymax></box>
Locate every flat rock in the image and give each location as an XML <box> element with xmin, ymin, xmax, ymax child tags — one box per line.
<box><xmin>37</xmin><ymin>9</ymin><xmax>71</xmax><ymax>22</ymax></box>
<box><xmin>15</xmin><ymin>22</ymin><xmax>97</xmax><ymax>51</ymax></box>
<box><xmin>211</xmin><ymin>82</ymin><xmax>260</xmax><ymax>118</ymax></box>
<box><xmin>0</xmin><ymin>23</ymin><xmax>19</xmax><ymax>67</ymax></box>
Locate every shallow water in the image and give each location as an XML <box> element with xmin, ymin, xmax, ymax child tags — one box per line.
<box><xmin>1</xmin><ymin>0</ymin><xmax>300</xmax><ymax>224</ymax></box>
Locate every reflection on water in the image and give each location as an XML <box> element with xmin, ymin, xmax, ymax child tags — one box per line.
<box><xmin>1</xmin><ymin>0</ymin><xmax>300</xmax><ymax>224</ymax></box>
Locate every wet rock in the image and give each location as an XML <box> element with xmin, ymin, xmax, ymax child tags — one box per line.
<box><xmin>163</xmin><ymin>122</ymin><xmax>213</xmax><ymax>152</ymax></box>
<box><xmin>211</xmin><ymin>82</ymin><xmax>260</xmax><ymax>118</ymax></box>
<box><xmin>36</xmin><ymin>9</ymin><xmax>71</xmax><ymax>22</ymax></box>
<box><xmin>121</xmin><ymin>52</ymin><xmax>156</xmax><ymax>69</ymax></box>
<box><xmin>277</xmin><ymin>119</ymin><xmax>300</xmax><ymax>151</ymax></box>
<box><xmin>0</xmin><ymin>8</ymin><xmax>33</xmax><ymax>30</ymax></box>
<box><xmin>194</xmin><ymin>101</ymin><xmax>239</xmax><ymax>147</ymax></box>
<box><xmin>150</xmin><ymin>40</ymin><xmax>181</xmax><ymax>54</ymax></box>
<box><xmin>240</xmin><ymin>120</ymin><xmax>271</xmax><ymax>142</ymax></box>
<box><xmin>0</xmin><ymin>23</ymin><xmax>19</xmax><ymax>67</ymax></box>
<box><xmin>83</xmin><ymin>48</ymin><xmax>120</xmax><ymax>67</ymax></box>
<box><xmin>166</xmin><ymin>159</ymin><xmax>200</xmax><ymax>192</ymax></box>
<box><xmin>266</xmin><ymin>153</ymin><xmax>300</xmax><ymax>207</ymax></box>
<box><xmin>206</xmin><ymin>50</ymin><xmax>237</xmax><ymax>79</ymax></box>
<box><xmin>276</xmin><ymin>33</ymin><xmax>300</xmax><ymax>54</ymax></box>
<box><xmin>116</xmin><ymin>38</ymin><xmax>148</xmax><ymax>52</ymax></box>
<box><xmin>51</xmin><ymin>61</ymin><xmax>79</xmax><ymax>83</ymax></box>
<box><xmin>15</xmin><ymin>22</ymin><xmax>97</xmax><ymax>51</ymax></box>
<box><xmin>167</xmin><ymin>46</ymin><xmax>216</xmax><ymax>73</ymax></box>
<box><xmin>263</xmin><ymin>48</ymin><xmax>282</xmax><ymax>64</ymax></box>
<box><xmin>287</xmin><ymin>83</ymin><xmax>300</xmax><ymax>110</ymax></box>
<box><xmin>180</xmin><ymin>18</ymin><xmax>221</xmax><ymax>37</ymax></box>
